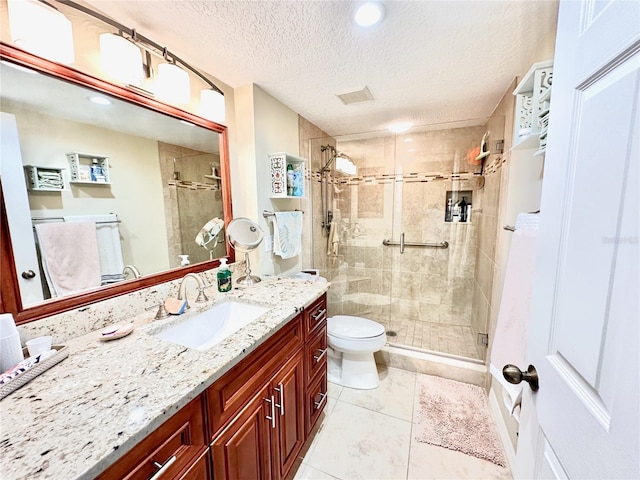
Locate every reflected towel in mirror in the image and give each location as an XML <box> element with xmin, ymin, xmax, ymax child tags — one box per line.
<box><xmin>64</xmin><ymin>214</ymin><xmax>124</xmax><ymax>284</ymax></box>
<box><xmin>34</xmin><ymin>222</ymin><xmax>102</xmax><ymax>297</ymax></box>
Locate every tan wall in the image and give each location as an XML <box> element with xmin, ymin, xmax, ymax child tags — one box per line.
<box><xmin>5</xmin><ymin>104</ymin><xmax>171</xmax><ymax>276</ymax></box>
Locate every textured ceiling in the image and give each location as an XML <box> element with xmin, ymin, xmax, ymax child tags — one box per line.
<box><xmin>83</xmin><ymin>0</ymin><xmax>559</xmax><ymax>137</ymax></box>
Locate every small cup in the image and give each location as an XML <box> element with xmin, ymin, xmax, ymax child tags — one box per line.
<box><xmin>26</xmin><ymin>336</ymin><xmax>53</xmax><ymax>357</ymax></box>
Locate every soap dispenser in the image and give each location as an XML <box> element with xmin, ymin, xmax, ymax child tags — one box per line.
<box><xmin>217</xmin><ymin>258</ymin><xmax>232</xmax><ymax>292</ymax></box>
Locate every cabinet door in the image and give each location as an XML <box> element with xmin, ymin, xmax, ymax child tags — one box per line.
<box><xmin>272</xmin><ymin>351</ymin><xmax>305</xmax><ymax>480</ymax></box>
<box><xmin>212</xmin><ymin>384</ymin><xmax>273</xmax><ymax>480</ymax></box>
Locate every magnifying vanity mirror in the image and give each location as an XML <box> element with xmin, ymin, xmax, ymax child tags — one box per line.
<box><xmin>0</xmin><ymin>44</ymin><xmax>233</xmax><ymax>324</ymax></box>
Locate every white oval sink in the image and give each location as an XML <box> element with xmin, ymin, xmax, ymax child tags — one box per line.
<box><xmin>152</xmin><ymin>301</ymin><xmax>270</xmax><ymax>351</ymax></box>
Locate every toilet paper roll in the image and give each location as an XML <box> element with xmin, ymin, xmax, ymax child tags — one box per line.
<box><xmin>0</xmin><ymin>313</ymin><xmax>24</xmax><ymax>373</ymax></box>
<box><xmin>1</xmin><ymin>332</ymin><xmax>24</xmax><ymax>373</ymax></box>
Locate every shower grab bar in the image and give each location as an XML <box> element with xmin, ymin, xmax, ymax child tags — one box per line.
<box><xmin>382</xmin><ymin>238</ymin><xmax>449</xmax><ymax>250</ymax></box>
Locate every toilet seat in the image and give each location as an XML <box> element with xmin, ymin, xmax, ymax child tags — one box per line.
<box><xmin>328</xmin><ymin>315</ymin><xmax>385</xmax><ymax>340</ymax></box>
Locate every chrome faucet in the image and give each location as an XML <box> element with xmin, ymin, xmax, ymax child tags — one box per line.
<box><xmin>123</xmin><ymin>264</ymin><xmax>141</xmax><ymax>279</ymax></box>
<box><xmin>177</xmin><ymin>273</ymin><xmax>209</xmax><ymax>309</ymax></box>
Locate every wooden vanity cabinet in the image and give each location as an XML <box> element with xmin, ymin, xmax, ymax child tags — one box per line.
<box><xmin>96</xmin><ymin>396</ymin><xmax>210</xmax><ymax>480</ymax></box>
<box><xmin>99</xmin><ymin>293</ymin><xmax>327</xmax><ymax>480</ymax></box>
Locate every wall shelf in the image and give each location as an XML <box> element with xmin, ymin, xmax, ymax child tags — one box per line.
<box><xmin>67</xmin><ymin>153</ymin><xmax>111</xmax><ymax>184</ymax></box>
<box><xmin>512</xmin><ymin>60</ymin><xmax>553</xmax><ymax>154</ymax></box>
<box><xmin>23</xmin><ymin>165</ymin><xmax>65</xmax><ymax>192</ymax></box>
<box><xmin>269</xmin><ymin>152</ymin><xmax>306</xmax><ymax>198</ymax></box>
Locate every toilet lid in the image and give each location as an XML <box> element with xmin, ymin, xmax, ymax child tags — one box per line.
<box><xmin>328</xmin><ymin>315</ymin><xmax>385</xmax><ymax>340</ymax></box>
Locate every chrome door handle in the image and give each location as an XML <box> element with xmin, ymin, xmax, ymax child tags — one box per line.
<box><xmin>264</xmin><ymin>395</ymin><xmax>276</xmax><ymax>428</ymax></box>
<box><xmin>313</xmin><ymin>348</ymin><xmax>327</xmax><ymax>363</ymax></box>
<box><xmin>314</xmin><ymin>392</ymin><xmax>327</xmax><ymax>410</ymax></box>
<box><xmin>400</xmin><ymin>232</ymin><xmax>405</xmax><ymax>254</ymax></box>
<box><xmin>274</xmin><ymin>383</ymin><xmax>285</xmax><ymax>415</ymax></box>
<box><xmin>150</xmin><ymin>455</ymin><xmax>177</xmax><ymax>480</ymax></box>
<box><xmin>312</xmin><ymin>308</ymin><xmax>326</xmax><ymax>321</ymax></box>
<box><xmin>503</xmin><ymin>364</ymin><xmax>539</xmax><ymax>392</ymax></box>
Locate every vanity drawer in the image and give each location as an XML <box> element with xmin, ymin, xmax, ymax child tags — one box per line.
<box><xmin>304</xmin><ymin>325</ymin><xmax>327</xmax><ymax>383</ymax></box>
<box><xmin>206</xmin><ymin>313</ymin><xmax>303</xmax><ymax>439</ymax></box>
<box><xmin>305</xmin><ymin>368</ymin><xmax>328</xmax><ymax>436</ymax></box>
<box><xmin>97</xmin><ymin>396</ymin><xmax>208</xmax><ymax>480</ymax></box>
<box><xmin>304</xmin><ymin>294</ymin><xmax>327</xmax><ymax>339</ymax></box>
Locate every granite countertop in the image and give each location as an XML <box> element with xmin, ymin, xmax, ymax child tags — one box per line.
<box><xmin>0</xmin><ymin>277</ymin><xmax>329</xmax><ymax>480</ymax></box>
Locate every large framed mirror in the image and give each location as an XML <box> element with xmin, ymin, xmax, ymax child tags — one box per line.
<box><xmin>0</xmin><ymin>44</ymin><xmax>233</xmax><ymax>324</ymax></box>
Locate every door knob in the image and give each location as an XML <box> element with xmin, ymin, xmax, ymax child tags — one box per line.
<box><xmin>22</xmin><ymin>270</ymin><xmax>36</xmax><ymax>279</ymax></box>
<box><xmin>502</xmin><ymin>364</ymin><xmax>539</xmax><ymax>392</ymax></box>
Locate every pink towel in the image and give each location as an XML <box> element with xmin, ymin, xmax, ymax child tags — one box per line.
<box><xmin>35</xmin><ymin>222</ymin><xmax>101</xmax><ymax>297</ymax></box>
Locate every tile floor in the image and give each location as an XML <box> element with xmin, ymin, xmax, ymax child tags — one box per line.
<box><xmin>379</xmin><ymin>318</ymin><xmax>481</xmax><ymax>360</ymax></box>
<box><xmin>290</xmin><ymin>366</ymin><xmax>512</xmax><ymax>480</ymax></box>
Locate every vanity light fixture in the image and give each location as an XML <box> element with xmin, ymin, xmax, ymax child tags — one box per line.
<box><xmin>99</xmin><ymin>33</ymin><xmax>144</xmax><ymax>87</ymax></box>
<box><xmin>155</xmin><ymin>62</ymin><xmax>191</xmax><ymax>104</ymax></box>
<box><xmin>200</xmin><ymin>88</ymin><xmax>226</xmax><ymax>124</ymax></box>
<box><xmin>353</xmin><ymin>2</ymin><xmax>385</xmax><ymax>28</ymax></box>
<box><xmin>7</xmin><ymin>0</ymin><xmax>74</xmax><ymax>65</ymax></box>
<box><xmin>42</xmin><ymin>0</ymin><xmax>225</xmax><ymax>118</ymax></box>
<box><xmin>387</xmin><ymin>121</ymin><xmax>414</xmax><ymax>134</ymax></box>
<box><xmin>89</xmin><ymin>96</ymin><xmax>112</xmax><ymax>105</ymax></box>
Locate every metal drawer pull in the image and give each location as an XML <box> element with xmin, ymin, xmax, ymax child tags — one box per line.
<box><xmin>312</xmin><ymin>308</ymin><xmax>326</xmax><ymax>320</ymax></box>
<box><xmin>314</xmin><ymin>392</ymin><xmax>327</xmax><ymax>410</ymax></box>
<box><xmin>274</xmin><ymin>383</ymin><xmax>285</xmax><ymax>415</ymax></box>
<box><xmin>150</xmin><ymin>455</ymin><xmax>177</xmax><ymax>480</ymax></box>
<box><xmin>265</xmin><ymin>396</ymin><xmax>276</xmax><ymax>428</ymax></box>
<box><xmin>313</xmin><ymin>348</ymin><xmax>327</xmax><ymax>363</ymax></box>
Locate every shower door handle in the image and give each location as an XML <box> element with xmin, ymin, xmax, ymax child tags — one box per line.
<box><xmin>400</xmin><ymin>232</ymin><xmax>405</xmax><ymax>254</ymax></box>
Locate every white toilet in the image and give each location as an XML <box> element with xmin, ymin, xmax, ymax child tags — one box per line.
<box><xmin>327</xmin><ymin>315</ymin><xmax>386</xmax><ymax>389</ymax></box>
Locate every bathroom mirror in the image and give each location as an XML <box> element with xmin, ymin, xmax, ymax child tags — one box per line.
<box><xmin>0</xmin><ymin>44</ymin><xmax>233</xmax><ymax>323</ymax></box>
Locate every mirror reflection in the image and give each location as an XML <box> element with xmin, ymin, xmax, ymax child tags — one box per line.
<box><xmin>1</xmin><ymin>60</ymin><xmax>227</xmax><ymax>307</ymax></box>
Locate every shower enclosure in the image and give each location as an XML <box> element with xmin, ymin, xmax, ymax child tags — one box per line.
<box><xmin>310</xmin><ymin>125</ymin><xmax>489</xmax><ymax>361</ymax></box>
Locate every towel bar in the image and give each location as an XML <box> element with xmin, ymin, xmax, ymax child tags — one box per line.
<box><xmin>262</xmin><ymin>209</ymin><xmax>303</xmax><ymax>217</ymax></box>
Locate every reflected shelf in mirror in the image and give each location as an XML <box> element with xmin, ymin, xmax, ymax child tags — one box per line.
<box><xmin>0</xmin><ymin>43</ymin><xmax>233</xmax><ymax>325</ymax></box>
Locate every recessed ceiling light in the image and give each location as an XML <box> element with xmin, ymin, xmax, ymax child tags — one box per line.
<box><xmin>89</xmin><ymin>96</ymin><xmax>111</xmax><ymax>105</ymax></box>
<box><xmin>387</xmin><ymin>121</ymin><xmax>413</xmax><ymax>133</ymax></box>
<box><xmin>353</xmin><ymin>2</ymin><xmax>385</xmax><ymax>28</ymax></box>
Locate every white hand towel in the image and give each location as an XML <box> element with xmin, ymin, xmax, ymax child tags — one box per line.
<box><xmin>326</xmin><ymin>220</ymin><xmax>339</xmax><ymax>256</ymax></box>
<box><xmin>35</xmin><ymin>222</ymin><xmax>102</xmax><ymax>297</ymax></box>
<box><xmin>64</xmin><ymin>214</ymin><xmax>125</xmax><ymax>284</ymax></box>
<box><xmin>272</xmin><ymin>211</ymin><xmax>303</xmax><ymax>259</ymax></box>
<box><xmin>489</xmin><ymin>213</ymin><xmax>539</xmax><ymax>421</ymax></box>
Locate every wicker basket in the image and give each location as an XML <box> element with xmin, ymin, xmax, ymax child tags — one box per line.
<box><xmin>0</xmin><ymin>345</ymin><xmax>69</xmax><ymax>400</ymax></box>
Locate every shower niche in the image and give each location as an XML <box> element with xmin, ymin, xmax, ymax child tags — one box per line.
<box><xmin>445</xmin><ymin>190</ymin><xmax>473</xmax><ymax>223</ymax></box>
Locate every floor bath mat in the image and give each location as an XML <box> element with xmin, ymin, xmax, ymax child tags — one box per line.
<box><xmin>414</xmin><ymin>375</ymin><xmax>507</xmax><ymax>467</ymax></box>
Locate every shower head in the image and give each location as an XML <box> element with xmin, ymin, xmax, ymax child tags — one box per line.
<box><xmin>321</xmin><ymin>145</ymin><xmax>357</xmax><ymax>175</ymax></box>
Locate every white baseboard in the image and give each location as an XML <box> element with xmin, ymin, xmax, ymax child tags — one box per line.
<box><xmin>489</xmin><ymin>386</ymin><xmax>517</xmax><ymax>472</ymax></box>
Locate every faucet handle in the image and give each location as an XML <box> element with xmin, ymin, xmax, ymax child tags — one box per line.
<box><xmin>145</xmin><ymin>301</ymin><xmax>170</xmax><ymax>320</ymax></box>
<box><xmin>195</xmin><ymin>287</ymin><xmax>209</xmax><ymax>304</ymax></box>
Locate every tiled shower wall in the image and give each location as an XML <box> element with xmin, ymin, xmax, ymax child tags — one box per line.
<box><xmin>307</xmin><ymin>126</ymin><xmax>489</xmax><ymax>360</ymax></box>
<box><xmin>158</xmin><ymin>142</ymin><xmax>224</xmax><ymax>269</ymax></box>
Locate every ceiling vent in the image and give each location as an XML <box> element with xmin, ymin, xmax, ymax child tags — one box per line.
<box><xmin>336</xmin><ymin>86</ymin><xmax>374</xmax><ymax>105</ymax></box>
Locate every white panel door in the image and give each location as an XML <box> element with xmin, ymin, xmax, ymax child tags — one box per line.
<box><xmin>0</xmin><ymin>112</ymin><xmax>44</xmax><ymax>305</ymax></box>
<box><xmin>516</xmin><ymin>0</ymin><xmax>640</xmax><ymax>478</ymax></box>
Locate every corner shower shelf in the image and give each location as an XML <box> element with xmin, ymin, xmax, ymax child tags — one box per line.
<box><xmin>269</xmin><ymin>152</ymin><xmax>306</xmax><ymax>199</ymax></box>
